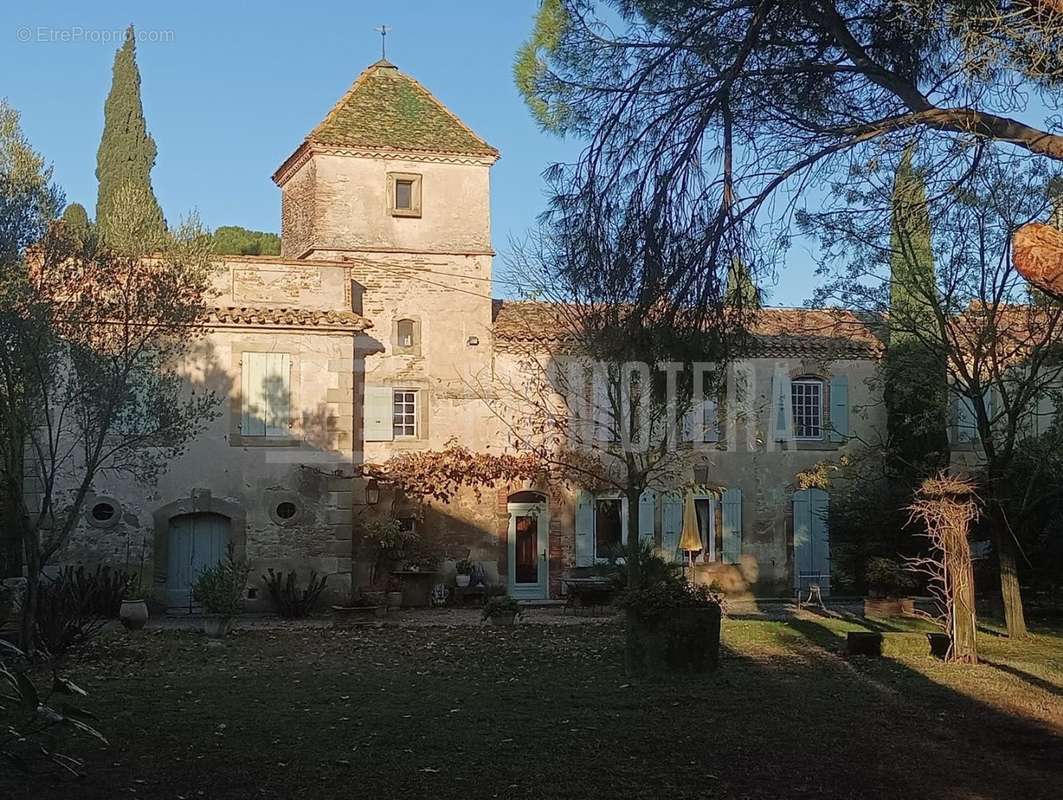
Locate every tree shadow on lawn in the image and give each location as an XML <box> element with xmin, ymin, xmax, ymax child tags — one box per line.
<box><xmin>776</xmin><ymin>614</ymin><xmax>1062</xmax><ymax>797</ymax></box>
<box><xmin>3</xmin><ymin>623</ymin><xmax>1062</xmax><ymax>800</ymax></box>
<box><xmin>979</xmin><ymin>658</ymin><xmax>1063</xmax><ymax>699</ymax></box>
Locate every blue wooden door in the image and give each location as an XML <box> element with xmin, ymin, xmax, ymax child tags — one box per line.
<box><xmin>166</xmin><ymin>513</ymin><xmax>230</xmax><ymax>608</ymax></box>
<box><xmin>792</xmin><ymin>488</ymin><xmax>830</xmax><ymax>594</ymax></box>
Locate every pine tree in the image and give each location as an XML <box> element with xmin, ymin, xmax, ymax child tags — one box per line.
<box><xmin>95</xmin><ymin>26</ymin><xmax>165</xmax><ymax>250</ymax></box>
<box><xmin>885</xmin><ymin>147</ymin><xmax>948</xmax><ymax>473</ymax></box>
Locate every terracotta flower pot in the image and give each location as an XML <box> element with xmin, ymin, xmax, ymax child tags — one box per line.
<box><xmin>202</xmin><ymin>614</ymin><xmax>233</xmax><ymax>639</ymax></box>
<box><xmin>119</xmin><ymin>599</ymin><xmax>149</xmax><ymax>631</ymax></box>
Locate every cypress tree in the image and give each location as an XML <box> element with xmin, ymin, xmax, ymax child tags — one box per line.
<box><xmin>95</xmin><ymin>26</ymin><xmax>165</xmax><ymax>249</ymax></box>
<box><xmin>60</xmin><ymin>202</ymin><xmax>93</xmax><ymax>250</ymax></box>
<box><xmin>885</xmin><ymin>147</ymin><xmax>948</xmax><ymax>473</ymax></box>
<box><xmin>725</xmin><ymin>257</ymin><xmax>760</xmax><ymax>310</ymax></box>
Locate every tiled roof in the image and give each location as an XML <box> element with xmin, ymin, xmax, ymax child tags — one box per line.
<box><xmin>208</xmin><ymin>306</ymin><xmax>372</xmax><ymax>331</ymax></box>
<box><xmin>304</xmin><ymin>60</ymin><xmax>497</xmax><ymax>158</ymax></box>
<box><xmin>491</xmin><ymin>301</ymin><xmax>882</xmax><ymax>359</ymax></box>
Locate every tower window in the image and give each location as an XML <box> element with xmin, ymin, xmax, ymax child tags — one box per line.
<box><xmin>388</xmin><ymin>173</ymin><xmax>422</xmax><ymax>217</ymax></box>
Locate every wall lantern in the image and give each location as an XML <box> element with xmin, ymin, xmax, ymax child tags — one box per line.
<box><xmin>466</xmin><ymin>336</ymin><xmax>480</xmax><ymax>346</ymax></box>
<box><xmin>365</xmin><ymin>479</ymin><xmax>380</xmax><ymax>506</ymax></box>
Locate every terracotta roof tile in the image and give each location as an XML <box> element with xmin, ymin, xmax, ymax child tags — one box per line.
<box><xmin>209</xmin><ymin>306</ymin><xmax>371</xmax><ymax>331</ymax></box>
<box><xmin>305</xmin><ymin>60</ymin><xmax>497</xmax><ymax>158</ymax></box>
<box><xmin>491</xmin><ymin>301</ymin><xmax>882</xmax><ymax>359</ymax></box>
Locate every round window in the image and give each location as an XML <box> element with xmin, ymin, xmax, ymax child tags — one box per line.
<box><xmin>91</xmin><ymin>502</ymin><xmax>116</xmax><ymax>522</ymax></box>
<box><xmin>275</xmin><ymin>501</ymin><xmax>297</xmax><ymax>520</ymax></box>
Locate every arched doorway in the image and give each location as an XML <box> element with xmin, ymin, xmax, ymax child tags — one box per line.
<box><xmin>165</xmin><ymin>512</ymin><xmax>230</xmax><ymax>609</ymax></box>
<box><xmin>507</xmin><ymin>492</ymin><xmax>548</xmax><ymax>600</ymax></box>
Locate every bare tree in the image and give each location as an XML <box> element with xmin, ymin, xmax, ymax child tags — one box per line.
<box><xmin>0</xmin><ymin>186</ymin><xmax>219</xmax><ymax>649</ymax></box>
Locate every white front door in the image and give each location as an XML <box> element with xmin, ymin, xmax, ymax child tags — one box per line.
<box><xmin>507</xmin><ymin>502</ymin><xmax>549</xmax><ymax>600</ymax></box>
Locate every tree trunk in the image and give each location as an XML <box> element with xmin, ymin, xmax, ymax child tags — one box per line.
<box><xmin>948</xmin><ymin>549</ymin><xmax>978</xmax><ymax>663</ymax></box>
<box><xmin>19</xmin><ymin>531</ymin><xmax>40</xmax><ymax>654</ymax></box>
<box><xmin>994</xmin><ymin>524</ymin><xmax>1028</xmax><ymax>638</ymax></box>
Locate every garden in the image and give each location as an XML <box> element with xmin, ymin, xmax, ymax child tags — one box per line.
<box><xmin>1</xmin><ymin>611</ymin><xmax>1060</xmax><ymax>800</ymax></box>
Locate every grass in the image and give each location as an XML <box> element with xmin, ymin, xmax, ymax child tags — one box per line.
<box><xmin>4</xmin><ymin>613</ymin><xmax>1061</xmax><ymax>800</ymax></box>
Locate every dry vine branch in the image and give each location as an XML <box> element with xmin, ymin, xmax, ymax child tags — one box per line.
<box><xmin>907</xmin><ymin>475</ymin><xmax>981</xmax><ymax>664</ymax></box>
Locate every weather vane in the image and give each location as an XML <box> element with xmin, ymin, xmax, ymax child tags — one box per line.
<box><xmin>375</xmin><ymin>24</ymin><xmax>391</xmax><ymax>60</ymax></box>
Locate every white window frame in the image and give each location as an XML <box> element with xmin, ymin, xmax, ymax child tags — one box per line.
<box><xmin>388</xmin><ymin>172</ymin><xmax>422</xmax><ymax>218</ymax></box>
<box><xmin>791</xmin><ymin>379</ymin><xmax>824</xmax><ymax>441</ymax></box>
<box><xmin>392</xmin><ymin>388</ymin><xmax>418</xmax><ymax>439</ymax></box>
<box><xmin>693</xmin><ymin>494</ymin><xmax>718</xmax><ymax>564</ymax></box>
<box><xmin>593</xmin><ymin>492</ymin><xmax>628</xmax><ymax>562</ymax></box>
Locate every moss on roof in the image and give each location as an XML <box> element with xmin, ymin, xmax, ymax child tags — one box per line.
<box><xmin>307</xmin><ymin>60</ymin><xmax>498</xmax><ymax>157</ymax></box>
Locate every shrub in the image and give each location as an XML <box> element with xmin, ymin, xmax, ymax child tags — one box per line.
<box><xmin>192</xmin><ymin>548</ymin><xmax>251</xmax><ymax>617</ymax></box>
<box><xmin>597</xmin><ymin>538</ymin><xmax>685</xmax><ymax>589</ymax></box>
<box><xmin>260</xmin><ymin>569</ymin><xmax>329</xmax><ymax>618</ymax></box>
<box><xmin>617</xmin><ymin>579</ymin><xmax>723</xmax><ymax>625</ymax></box>
<box><xmin>865</xmin><ymin>557</ymin><xmax>919</xmax><ymax>597</ymax></box>
<box><xmin>481</xmin><ymin>595</ymin><xmax>523</xmax><ymax>621</ymax></box>
<box><xmin>33</xmin><ymin>569</ymin><xmax>120</xmax><ymax>659</ymax></box>
<box><xmin>1</xmin><ymin>640</ymin><xmax>108</xmax><ymax>776</ymax></box>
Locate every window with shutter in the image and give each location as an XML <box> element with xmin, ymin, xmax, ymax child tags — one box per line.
<box><xmin>638</xmin><ymin>490</ymin><xmax>656</xmax><ymax>545</ymax></box>
<box><xmin>241</xmin><ymin>352</ymin><xmax>291</xmax><ymax>437</ymax></box>
<box><xmin>661</xmin><ymin>494</ymin><xmax>683</xmax><ymax>563</ymax></box>
<box><xmin>721</xmin><ymin>488</ymin><xmax>743</xmax><ymax>564</ymax></box>
<box><xmin>363</xmin><ymin>386</ymin><xmax>395</xmax><ymax>441</ymax></box>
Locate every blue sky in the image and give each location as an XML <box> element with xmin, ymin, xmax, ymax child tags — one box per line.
<box><xmin>2</xmin><ymin>0</ymin><xmax>815</xmax><ymax>304</ymax></box>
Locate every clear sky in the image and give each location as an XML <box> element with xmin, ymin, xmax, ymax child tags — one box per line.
<box><xmin>2</xmin><ymin>0</ymin><xmax>815</xmax><ymax>304</ymax></box>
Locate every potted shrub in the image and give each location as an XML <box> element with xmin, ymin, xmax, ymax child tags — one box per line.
<box><xmin>192</xmin><ymin>549</ymin><xmax>252</xmax><ymax>638</ymax></box>
<box><xmin>119</xmin><ymin>571</ymin><xmax>149</xmax><ymax>632</ymax></box>
<box><xmin>454</xmin><ymin>559</ymin><xmax>472</xmax><ymax>588</ymax></box>
<box><xmin>385</xmin><ymin>575</ymin><xmax>403</xmax><ymax>612</ymax></box>
<box><xmin>332</xmin><ymin>589</ymin><xmax>385</xmax><ymax>626</ymax></box>
<box><xmin>864</xmin><ymin>557</ymin><xmax>919</xmax><ymax>617</ymax></box>
<box><xmin>482</xmin><ymin>594</ymin><xmax>523</xmax><ymax>626</ymax></box>
<box><xmin>619</xmin><ymin>579</ymin><xmax>724</xmax><ymax>674</ymax></box>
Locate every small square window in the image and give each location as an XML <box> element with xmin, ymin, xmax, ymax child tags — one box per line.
<box><xmin>388</xmin><ymin>173</ymin><xmax>422</xmax><ymax>217</ymax></box>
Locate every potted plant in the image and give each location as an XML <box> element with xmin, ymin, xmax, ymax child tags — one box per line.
<box><xmin>332</xmin><ymin>588</ymin><xmax>385</xmax><ymax>626</ymax></box>
<box><xmin>192</xmin><ymin>548</ymin><xmax>252</xmax><ymax>638</ymax></box>
<box><xmin>455</xmin><ymin>559</ymin><xmax>473</xmax><ymax>588</ymax></box>
<box><xmin>482</xmin><ymin>594</ymin><xmax>523</xmax><ymax>626</ymax></box>
<box><xmin>385</xmin><ymin>575</ymin><xmax>404</xmax><ymax>612</ymax></box>
<box><xmin>119</xmin><ymin>588</ymin><xmax>149</xmax><ymax>632</ymax></box>
<box><xmin>864</xmin><ymin>557</ymin><xmax>919</xmax><ymax>617</ymax></box>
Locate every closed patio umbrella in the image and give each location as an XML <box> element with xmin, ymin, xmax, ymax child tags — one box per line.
<box><xmin>678</xmin><ymin>492</ymin><xmax>702</xmax><ymax>581</ymax></box>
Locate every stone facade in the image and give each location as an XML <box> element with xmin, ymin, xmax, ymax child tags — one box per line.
<box><xmin>52</xmin><ymin>59</ymin><xmax>892</xmax><ymax>605</ymax></box>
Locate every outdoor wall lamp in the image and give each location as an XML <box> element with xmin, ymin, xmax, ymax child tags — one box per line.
<box><xmin>365</xmin><ymin>479</ymin><xmax>380</xmax><ymax>506</ymax></box>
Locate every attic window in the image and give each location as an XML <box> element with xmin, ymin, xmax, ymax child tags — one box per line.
<box><xmin>389</xmin><ymin>173</ymin><xmax>422</xmax><ymax>218</ymax></box>
<box><xmin>397</xmin><ymin>319</ymin><xmax>415</xmax><ymax>348</ymax></box>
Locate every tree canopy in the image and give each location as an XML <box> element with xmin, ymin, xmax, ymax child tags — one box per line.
<box><xmin>211</xmin><ymin>226</ymin><xmax>281</xmax><ymax>256</ymax></box>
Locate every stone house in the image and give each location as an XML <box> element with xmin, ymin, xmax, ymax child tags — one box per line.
<box><xmin>57</xmin><ymin>58</ymin><xmax>933</xmax><ymax>605</ymax></box>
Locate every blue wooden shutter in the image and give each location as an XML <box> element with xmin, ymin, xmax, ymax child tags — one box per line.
<box><xmin>771</xmin><ymin>373</ymin><xmax>791</xmax><ymax>442</ymax></box>
<box><xmin>721</xmin><ymin>488</ymin><xmax>742</xmax><ymax>564</ymax></box>
<box><xmin>661</xmin><ymin>493</ymin><xmax>683</xmax><ymax>563</ymax></box>
<box><xmin>241</xmin><ymin>353</ymin><xmax>266</xmax><ymax>437</ymax></box>
<box><xmin>363</xmin><ymin>386</ymin><xmax>394</xmax><ymax>441</ymax></box>
<box><xmin>811</xmin><ymin>489</ymin><xmax>831</xmax><ymax>590</ymax></box>
<box><xmin>954</xmin><ymin>393</ymin><xmax>977</xmax><ymax>443</ymax></box>
<box><xmin>263</xmin><ymin>353</ymin><xmax>290</xmax><ymax>437</ymax></box>
<box><xmin>829</xmin><ymin>374</ymin><xmax>849</xmax><ymax>442</ymax></box>
<box><xmin>703</xmin><ymin>397</ymin><xmax>720</xmax><ymax>443</ymax></box>
<box><xmin>574</xmin><ymin>490</ymin><xmax>594</xmax><ymax>566</ymax></box>
<box><xmin>638</xmin><ymin>490</ymin><xmax>656</xmax><ymax>545</ymax></box>
<box><xmin>792</xmin><ymin>489</ymin><xmax>812</xmax><ymax>589</ymax></box>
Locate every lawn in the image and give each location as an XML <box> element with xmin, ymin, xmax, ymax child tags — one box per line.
<box><xmin>4</xmin><ymin>613</ymin><xmax>1061</xmax><ymax>800</ymax></box>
